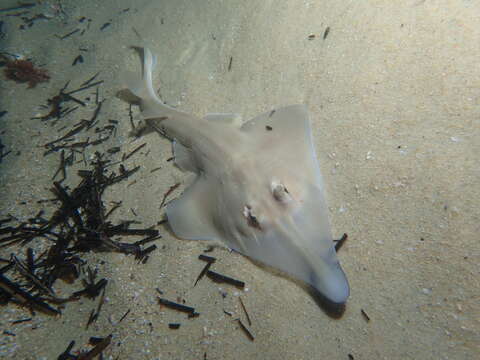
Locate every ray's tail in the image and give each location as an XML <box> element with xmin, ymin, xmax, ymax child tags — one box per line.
<box><xmin>122</xmin><ymin>47</ymin><xmax>177</xmax><ymax>119</ymax></box>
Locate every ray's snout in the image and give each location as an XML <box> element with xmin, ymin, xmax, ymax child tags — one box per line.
<box><xmin>310</xmin><ymin>260</ymin><xmax>350</xmax><ymax>305</ymax></box>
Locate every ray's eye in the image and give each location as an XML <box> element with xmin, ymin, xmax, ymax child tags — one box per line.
<box><xmin>271</xmin><ymin>180</ymin><xmax>291</xmax><ymax>203</ymax></box>
<box><xmin>243</xmin><ymin>205</ymin><xmax>262</xmax><ymax>230</ymax></box>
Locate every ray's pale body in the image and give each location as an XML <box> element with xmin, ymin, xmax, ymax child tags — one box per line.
<box><xmin>123</xmin><ymin>48</ymin><xmax>349</xmax><ymax>304</ymax></box>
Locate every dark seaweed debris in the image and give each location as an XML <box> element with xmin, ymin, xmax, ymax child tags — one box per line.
<box><xmin>194</xmin><ymin>254</ymin><xmax>216</xmax><ymax>286</ymax></box>
<box><xmin>0</xmin><ymin>137</ymin><xmax>12</xmax><ymax>163</ymax></box>
<box><xmin>206</xmin><ymin>270</ymin><xmax>245</xmax><ymax>289</ymax></box>
<box><xmin>1</xmin><ymin>54</ymin><xmax>50</xmax><ymax>88</ymax></box>
<box><xmin>0</xmin><ymin>3</ymin><xmax>36</xmax><ymax>13</ymax></box>
<box><xmin>236</xmin><ymin>318</ymin><xmax>254</xmax><ymax>341</ymax></box>
<box><xmin>159</xmin><ymin>182</ymin><xmax>181</xmax><ymax>208</ymax></box>
<box><xmin>239</xmin><ymin>296</ymin><xmax>252</xmax><ymax>326</ymax></box>
<box><xmin>158</xmin><ymin>297</ymin><xmax>196</xmax><ymax>315</ymax></box>
<box><xmin>323</xmin><ymin>26</ymin><xmax>330</xmax><ymax>40</ymax></box>
<box><xmin>0</xmin><ymin>153</ymin><xmax>159</xmax><ymax>315</ymax></box>
<box><xmin>86</xmin><ymin>285</ymin><xmax>106</xmax><ymax>329</ymax></box>
<box><xmin>0</xmin><ymin>272</ymin><xmax>60</xmax><ymax>316</ymax></box>
<box><xmin>33</xmin><ymin>78</ymin><xmax>103</xmax><ymax>122</ymax></box>
<box><xmin>72</xmin><ymin>54</ymin><xmax>84</xmax><ymax>66</ymax></box>
<box><xmin>118</xmin><ymin>308</ymin><xmax>130</xmax><ymax>323</ymax></box>
<box><xmin>334</xmin><ymin>233</ymin><xmax>348</xmax><ymax>252</ymax></box>
<box><xmin>361</xmin><ymin>308</ymin><xmax>370</xmax><ymax>322</ymax></box>
<box><xmin>0</xmin><ymin>21</ymin><xmax>5</xmax><ymax>39</ymax></box>
<box><xmin>19</xmin><ymin>13</ymin><xmax>49</xmax><ymax>29</ymax></box>
<box><xmin>57</xmin><ymin>334</ymin><xmax>112</xmax><ymax>360</ymax></box>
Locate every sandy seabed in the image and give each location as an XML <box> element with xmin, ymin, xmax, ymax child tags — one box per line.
<box><xmin>0</xmin><ymin>0</ymin><xmax>478</xmax><ymax>359</ymax></box>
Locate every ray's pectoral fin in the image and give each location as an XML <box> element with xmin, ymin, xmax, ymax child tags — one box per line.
<box><xmin>165</xmin><ymin>176</ymin><xmax>221</xmax><ymax>242</ymax></box>
<box><xmin>240</xmin><ymin>104</ymin><xmax>324</xmax><ymax>188</ymax></box>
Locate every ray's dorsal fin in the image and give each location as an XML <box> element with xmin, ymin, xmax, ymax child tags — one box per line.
<box><xmin>172</xmin><ymin>140</ymin><xmax>196</xmax><ymax>172</ymax></box>
<box><xmin>203</xmin><ymin>113</ymin><xmax>243</xmax><ymax>127</ymax></box>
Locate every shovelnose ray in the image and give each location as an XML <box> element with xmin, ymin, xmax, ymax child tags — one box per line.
<box><xmin>123</xmin><ymin>48</ymin><xmax>350</xmax><ymax>305</ymax></box>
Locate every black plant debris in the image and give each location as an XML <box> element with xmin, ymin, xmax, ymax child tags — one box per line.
<box><xmin>0</xmin><ymin>152</ymin><xmax>159</xmax><ymax>316</ymax></box>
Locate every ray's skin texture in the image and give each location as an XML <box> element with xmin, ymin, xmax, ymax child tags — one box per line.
<box><xmin>122</xmin><ymin>48</ymin><xmax>349</xmax><ymax>306</ymax></box>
